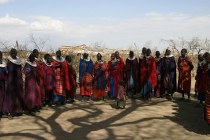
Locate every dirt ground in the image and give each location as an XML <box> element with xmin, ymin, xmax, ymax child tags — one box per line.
<box><xmin>0</xmin><ymin>78</ymin><xmax>210</xmax><ymax>140</ymax></box>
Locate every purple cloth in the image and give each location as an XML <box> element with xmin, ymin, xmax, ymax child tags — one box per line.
<box><xmin>0</xmin><ymin>66</ymin><xmax>7</xmax><ymax>112</ymax></box>
<box><xmin>23</xmin><ymin>63</ymin><xmax>39</xmax><ymax>111</ymax></box>
<box><xmin>161</xmin><ymin>56</ymin><xmax>177</xmax><ymax>94</ymax></box>
<box><xmin>3</xmin><ymin>61</ymin><xmax>24</xmax><ymax>113</ymax></box>
<box><xmin>154</xmin><ymin>58</ymin><xmax>162</xmax><ymax>97</ymax></box>
<box><xmin>93</xmin><ymin>62</ymin><xmax>107</xmax><ymax>90</ymax></box>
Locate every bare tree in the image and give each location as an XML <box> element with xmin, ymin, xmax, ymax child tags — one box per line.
<box><xmin>203</xmin><ymin>38</ymin><xmax>210</xmax><ymax>52</ymax></box>
<box><xmin>186</xmin><ymin>37</ymin><xmax>210</xmax><ymax>55</ymax></box>
<box><xmin>0</xmin><ymin>39</ymin><xmax>29</xmax><ymax>59</ymax></box>
<box><xmin>90</xmin><ymin>41</ymin><xmax>105</xmax><ymax>52</ymax></box>
<box><xmin>143</xmin><ymin>41</ymin><xmax>153</xmax><ymax>49</ymax></box>
<box><xmin>0</xmin><ymin>40</ymin><xmax>13</xmax><ymax>52</ymax></box>
<box><xmin>29</xmin><ymin>33</ymin><xmax>48</xmax><ymax>52</ymax></box>
<box><xmin>161</xmin><ymin>37</ymin><xmax>188</xmax><ymax>56</ymax></box>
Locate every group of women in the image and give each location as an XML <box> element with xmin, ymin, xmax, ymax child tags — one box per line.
<box><xmin>0</xmin><ymin>49</ymin><xmax>77</xmax><ymax>118</ymax></box>
<box><xmin>78</xmin><ymin>48</ymin><xmax>193</xmax><ymax>102</ymax></box>
<box><xmin>0</xmin><ymin>47</ymin><xmax>210</xmax><ymax>125</ymax></box>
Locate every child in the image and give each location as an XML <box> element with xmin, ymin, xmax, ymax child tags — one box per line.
<box><xmin>116</xmin><ymin>80</ymin><xmax>126</xmax><ymax>109</ymax></box>
<box><xmin>43</xmin><ymin>54</ymin><xmax>55</xmax><ymax>106</ymax></box>
<box><xmin>0</xmin><ymin>51</ymin><xmax>7</xmax><ymax>119</ymax></box>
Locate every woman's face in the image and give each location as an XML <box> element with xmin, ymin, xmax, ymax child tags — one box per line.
<box><xmin>56</xmin><ymin>51</ymin><xmax>61</xmax><ymax>58</ymax></box>
<box><xmin>10</xmin><ymin>49</ymin><xmax>17</xmax><ymax>59</ymax></box>
<box><xmin>146</xmin><ymin>49</ymin><xmax>151</xmax><ymax>56</ymax></box>
<box><xmin>66</xmin><ymin>56</ymin><xmax>71</xmax><ymax>63</ymax></box>
<box><xmin>97</xmin><ymin>53</ymin><xmax>102</xmax><ymax>61</ymax></box>
<box><xmin>129</xmin><ymin>51</ymin><xmax>134</xmax><ymax>58</ymax></box>
<box><xmin>165</xmin><ymin>50</ymin><xmax>170</xmax><ymax>56</ymax></box>
<box><xmin>142</xmin><ymin>48</ymin><xmax>146</xmax><ymax>54</ymax></box>
<box><xmin>111</xmin><ymin>54</ymin><xmax>115</xmax><ymax>60</ymax></box>
<box><xmin>83</xmin><ymin>53</ymin><xmax>88</xmax><ymax>59</ymax></box>
<box><xmin>34</xmin><ymin>50</ymin><xmax>39</xmax><ymax>58</ymax></box>
<box><xmin>156</xmin><ymin>51</ymin><xmax>160</xmax><ymax>57</ymax></box>
<box><xmin>115</xmin><ymin>52</ymin><xmax>119</xmax><ymax>59</ymax></box>
<box><xmin>181</xmin><ymin>50</ymin><xmax>186</xmax><ymax>57</ymax></box>
<box><xmin>47</xmin><ymin>56</ymin><xmax>52</xmax><ymax>63</ymax></box>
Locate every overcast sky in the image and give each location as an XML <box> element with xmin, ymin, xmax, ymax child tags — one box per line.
<box><xmin>0</xmin><ymin>0</ymin><xmax>210</xmax><ymax>51</ymax></box>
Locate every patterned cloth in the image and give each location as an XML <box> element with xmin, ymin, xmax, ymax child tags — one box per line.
<box><xmin>92</xmin><ymin>61</ymin><xmax>107</xmax><ymax>99</ymax></box>
<box><xmin>79</xmin><ymin>58</ymin><xmax>93</xmax><ymax>96</ymax></box>
<box><xmin>54</xmin><ymin>67</ymin><xmax>65</xmax><ymax>96</ymax></box>
<box><xmin>154</xmin><ymin>57</ymin><xmax>162</xmax><ymax>97</ymax></box>
<box><xmin>80</xmin><ymin>73</ymin><xmax>93</xmax><ymax>96</ymax></box>
<box><xmin>23</xmin><ymin>63</ymin><xmax>39</xmax><ymax>111</ymax></box>
<box><xmin>139</xmin><ymin>55</ymin><xmax>157</xmax><ymax>98</ymax></box>
<box><xmin>43</xmin><ymin>65</ymin><xmax>55</xmax><ymax>91</ymax></box>
<box><xmin>116</xmin><ymin>57</ymin><xmax>125</xmax><ymax>81</ymax></box>
<box><xmin>35</xmin><ymin>59</ymin><xmax>45</xmax><ymax>106</ymax></box>
<box><xmin>178</xmin><ymin>56</ymin><xmax>193</xmax><ymax>94</ymax></box>
<box><xmin>107</xmin><ymin>60</ymin><xmax>120</xmax><ymax>98</ymax></box>
<box><xmin>204</xmin><ymin>68</ymin><xmax>210</xmax><ymax>124</ymax></box>
<box><xmin>161</xmin><ymin>56</ymin><xmax>177</xmax><ymax>96</ymax></box>
<box><xmin>52</xmin><ymin>59</ymin><xmax>69</xmax><ymax>97</ymax></box>
<box><xmin>117</xmin><ymin>85</ymin><xmax>126</xmax><ymax>100</ymax></box>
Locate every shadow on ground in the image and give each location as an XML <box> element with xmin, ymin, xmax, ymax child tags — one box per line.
<box><xmin>0</xmin><ymin>92</ymin><xmax>210</xmax><ymax>140</ymax></box>
<box><xmin>165</xmin><ymin>93</ymin><xmax>210</xmax><ymax>135</ymax></box>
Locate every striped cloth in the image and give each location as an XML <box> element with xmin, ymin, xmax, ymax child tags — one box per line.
<box><xmin>54</xmin><ymin>68</ymin><xmax>65</xmax><ymax>96</ymax></box>
<box><xmin>204</xmin><ymin>69</ymin><xmax>210</xmax><ymax>124</ymax></box>
<box><xmin>204</xmin><ymin>91</ymin><xmax>210</xmax><ymax>124</ymax></box>
<box><xmin>80</xmin><ymin>73</ymin><xmax>93</xmax><ymax>96</ymax></box>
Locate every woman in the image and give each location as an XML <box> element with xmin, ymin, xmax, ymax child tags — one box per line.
<box><xmin>23</xmin><ymin>53</ymin><xmax>39</xmax><ymax>115</ymax></box>
<box><xmin>195</xmin><ymin>54</ymin><xmax>205</xmax><ymax>104</ymax></box>
<box><xmin>65</xmin><ymin>55</ymin><xmax>77</xmax><ymax>102</ymax></box>
<box><xmin>139</xmin><ymin>49</ymin><xmax>157</xmax><ymax>99</ymax></box>
<box><xmin>125</xmin><ymin>51</ymin><xmax>139</xmax><ymax>98</ymax></box>
<box><xmin>154</xmin><ymin>51</ymin><xmax>162</xmax><ymax>98</ymax></box>
<box><xmin>204</xmin><ymin>52</ymin><xmax>210</xmax><ymax>124</ymax></box>
<box><xmin>43</xmin><ymin>54</ymin><xmax>55</xmax><ymax>106</ymax></box>
<box><xmin>107</xmin><ymin>53</ymin><xmax>120</xmax><ymax>98</ymax></box>
<box><xmin>115</xmin><ymin>51</ymin><xmax>125</xmax><ymax>81</ymax></box>
<box><xmin>52</xmin><ymin>50</ymin><xmax>70</xmax><ymax>105</ymax></box>
<box><xmin>92</xmin><ymin>53</ymin><xmax>107</xmax><ymax>100</ymax></box>
<box><xmin>161</xmin><ymin>49</ymin><xmax>177</xmax><ymax>100</ymax></box>
<box><xmin>0</xmin><ymin>51</ymin><xmax>7</xmax><ymax>118</ymax></box>
<box><xmin>33</xmin><ymin>49</ymin><xmax>44</xmax><ymax>109</ymax></box>
<box><xmin>178</xmin><ymin>49</ymin><xmax>193</xmax><ymax>100</ymax></box>
<box><xmin>3</xmin><ymin>48</ymin><xmax>24</xmax><ymax>119</ymax></box>
<box><xmin>79</xmin><ymin>52</ymin><xmax>94</xmax><ymax>100</ymax></box>
<box><xmin>139</xmin><ymin>47</ymin><xmax>147</xmax><ymax>92</ymax></box>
